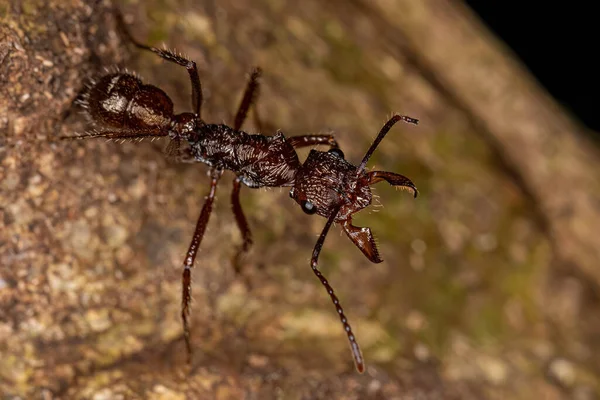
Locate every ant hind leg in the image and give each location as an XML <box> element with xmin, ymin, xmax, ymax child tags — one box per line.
<box><xmin>60</xmin><ymin>129</ymin><xmax>169</xmax><ymax>141</ymax></box>
<box><xmin>114</xmin><ymin>9</ymin><xmax>203</xmax><ymax>117</ymax></box>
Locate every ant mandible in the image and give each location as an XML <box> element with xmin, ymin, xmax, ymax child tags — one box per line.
<box><xmin>63</xmin><ymin>11</ymin><xmax>419</xmax><ymax>373</ymax></box>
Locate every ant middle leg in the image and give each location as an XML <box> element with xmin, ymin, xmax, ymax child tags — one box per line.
<box><xmin>227</xmin><ymin>67</ymin><xmax>262</xmax><ymax>278</ymax></box>
<box><xmin>231</xmin><ymin>176</ymin><xmax>253</xmax><ymax>277</ymax></box>
<box><xmin>232</xmin><ymin>69</ymin><xmax>339</xmax><ymax>148</ymax></box>
<box><xmin>115</xmin><ymin>10</ymin><xmax>203</xmax><ymax>117</ymax></box>
<box><xmin>181</xmin><ymin>168</ymin><xmax>223</xmax><ymax>364</ymax></box>
<box><xmin>287</xmin><ymin>134</ymin><xmax>339</xmax><ymax>149</ymax></box>
<box><xmin>234</xmin><ymin>67</ymin><xmax>262</xmax><ymax>131</ymax></box>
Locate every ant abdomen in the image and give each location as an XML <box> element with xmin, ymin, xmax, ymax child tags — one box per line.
<box><xmin>85</xmin><ymin>73</ymin><xmax>174</xmax><ymax>132</ymax></box>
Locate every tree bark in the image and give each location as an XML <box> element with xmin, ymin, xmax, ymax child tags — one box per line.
<box><xmin>1</xmin><ymin>0</ymin><xmax>598</xmax><ymax>398</ymax></box>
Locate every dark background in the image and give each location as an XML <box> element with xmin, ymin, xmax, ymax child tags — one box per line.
<box><xmin>465</xmin><ymin>2</ymin><xmax>598</xmax><ymax>132</ymax></box>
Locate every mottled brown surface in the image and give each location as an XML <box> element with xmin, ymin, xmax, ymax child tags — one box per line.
<box><xmin>1</xmin><ymin>0</ymin><xmax>599</xmax><ymax>399</ymax></box>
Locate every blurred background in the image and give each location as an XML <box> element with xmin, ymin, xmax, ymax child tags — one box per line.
<box><xmin>466</xmin><ymin>1</ymin><xmax>599</xmax><ymax>133</ymax></box>
<box><xmin>1</xmin><ymin>0</ymin><xmax>599</xmax><ymax>398</ymax></box>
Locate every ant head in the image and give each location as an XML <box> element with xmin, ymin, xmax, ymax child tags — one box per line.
<box><xmin>289</xmin><ymin>115</ymin><xmax>419</xmax><ymax>263</ymax></box>
<box><xmin>289</xmin><ymin>148</ymin><xmax>372</xmax><ymax>220</ymax></box>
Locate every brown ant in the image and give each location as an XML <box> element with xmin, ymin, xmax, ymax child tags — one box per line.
<box><xmin>62</xmin><ymin>12</ymin><xmax>419</xmax><ymax>373</ymax></box>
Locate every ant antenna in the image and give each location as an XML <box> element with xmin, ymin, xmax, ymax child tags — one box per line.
<box><xmin>356</xmin><ymin>114</ymin><xmax>418</xmax><ymax>175</ymax></box>
<box><xmin>311</xmin><ymin>205</ymin><xmax>365</xmax><ymax>373</ymax></box>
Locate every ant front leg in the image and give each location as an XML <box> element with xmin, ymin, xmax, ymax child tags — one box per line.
<box><xmin>231</xmin><ymin>176</ymin><xmax>253</xmax><ymax>276</ymax></box>
<box><xmin>311</xmin><ymin>206</ymin><xmax>365</xmax><ymax>373</ymax></box>
<box><xmin>181</xmin><ymin>168</ymin><xmax>222</xmax><ymax>364</ymax></box>
<box><xmin>115</xmin><ymin>10</ymin><xmax>203</xmax><ymax>117</ymax></box>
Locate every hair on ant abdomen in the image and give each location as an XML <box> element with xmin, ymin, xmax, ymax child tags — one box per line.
<box><xmin>62</xmin><ymin>9</ymin><xmax>419</xmax><ymax>374</ymax></box>
<box><xmin>82</xmin><ymin>73</ymin><xmax>174</xmax><ymax>133</ymax></box>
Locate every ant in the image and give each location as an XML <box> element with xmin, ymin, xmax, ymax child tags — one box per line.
<box><xmin>62</xmin><ymin>11</ymin><xmax>419</xmax><ymax>373</ymax></box>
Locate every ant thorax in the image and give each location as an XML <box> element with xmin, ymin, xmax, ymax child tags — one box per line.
<box><xmin>190</xmin><ymin>125</ymin><xmax>301</xmax><ymax>188</ymax></box>
<box><xmin>290</xmin><ymin>149</ymin><xmax>372</xmax><ymax>220</ymax></box>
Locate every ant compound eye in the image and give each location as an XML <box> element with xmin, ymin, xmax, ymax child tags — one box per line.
<box><xmin>301</xmin><ymin>200</ymin><xmax>317</xmax><ymax>215</ymax></box>
<box><xmin>289</xmin><ymin>188</ymin><xmax>295</xmax><ymax>198</ymax></box>
<box><xmin>328</xmin><ymin>148</ymin><xmax>345</xmax><ymax>159</ymax></box>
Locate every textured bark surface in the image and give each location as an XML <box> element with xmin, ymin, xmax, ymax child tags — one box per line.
<box><xmin>1</xmin><ymin>0</ymin><xmax>599</xmax><ymax>399</ymax></box>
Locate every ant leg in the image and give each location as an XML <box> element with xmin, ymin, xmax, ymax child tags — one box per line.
<box><xmin>288</xmin><ymin>135</ymin><xmax>339</xmax><ymax>149</ymax></box>
<box><xmin>231</xmin><ymin>176</ymin><xmax>253</xmax><ymax>275</ymax></box>
<box><xmin>310</xmin><ymin>205</ymin><xmax>365</xmax><ymax>373</ymax></box>
<box><xmin>60</xmin><ymin>130</ymin><xmax>168</xmax><ymax>141</ymax></box>
<box><xmin>234</xmin><ymin>67</ymin><xmax>262</xmax><ymax>131</ymax></box>
<box><xmin>115</xmin><ymin>10</ymin><xmax>203</xmax><ymax>117</ymax></box>
<box><xmin>181</xmin><ymin>169</ymin><xmax>223</xmax><ymax>364</ymax></box>
<box><xmin>229</xmin><ymin>68</ymin><xmax>260</xmax><ymax>279</ymax></box>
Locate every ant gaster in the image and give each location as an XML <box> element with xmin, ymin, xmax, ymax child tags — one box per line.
<box><xmin>63</xmin><ymin>12</ymin><xmax>419</xmax><ymax>374</ymax></box>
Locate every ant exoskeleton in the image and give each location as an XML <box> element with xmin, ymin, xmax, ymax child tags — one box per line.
<box><xmin>62</xmin><ymin>12</ymin><xmax>419</xmax><ymax>373</ymax></box>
